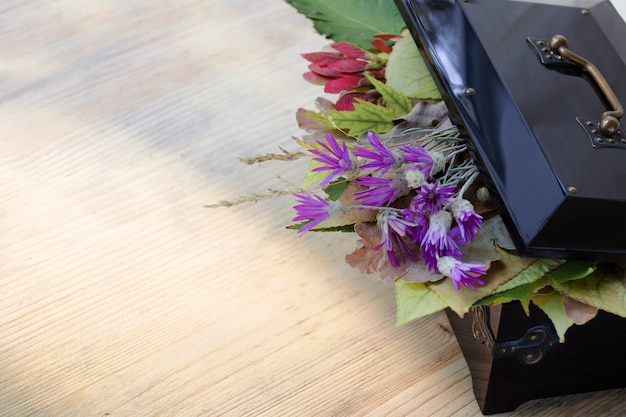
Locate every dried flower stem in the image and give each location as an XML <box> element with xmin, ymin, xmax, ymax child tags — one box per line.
<box><xmin>205</xmin><ymin>189</ymin><xmax>293</xmax><ymax>208</ymax></box>
<box><xmin>239</xmin><ymin>147</ymin><xmax>307</xmax><ymax>165</ymax></box>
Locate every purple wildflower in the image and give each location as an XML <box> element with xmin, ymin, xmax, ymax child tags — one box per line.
<box><xmin>309</xmin><ymin>134</ymin><xmax>356</xmax><ymax>186</ymax></box>
<box><xmin>399</xmin><ymin>143</ymin><xmax>433</xmax><ymax>178</ymax></box>
<box><xmin>412</xmin><ymin>182</ymin><xmax>456</xmax><ymax>213</ymax></box>
<box><xmin>354</xmin><ymin>175</ymin><xmax>409</xmax><ymax>207</ymax></box>
<box><xmin>437</xmin><ymin>256</ymin><xmax>487</xmax><ymax>290</ymax></box>
<box><xmin>353</xmin><ymin>132</ymin><xmax>402</xmax><ymax>174</ymax></box>
<box><xmin>421</xmin><ymin>210</ymin><xmax>460</xmax><ymax>254</ymax></box>
<box><xmin>420</xmin><ymin>227</ymin><xmax>464</xmax><ymax>271</ymax></box>
<box><xmin>401</xmin><ymin>207</ymin><xmax>428</xmax><ymax>244</ymax></box>
<box><xmin>450</xmin><ymin>199</ymin><xmax>483</xmax><ymax>242</ymax></box>
<box><xmin>376</xmin><ymin>209</ymin><xmax>419</xmax><ymax>266</ymax></box>
<box><xmin>292</xmin><ymin>193</ymin><xmax>344</xmax><ymax>235</ymax></box>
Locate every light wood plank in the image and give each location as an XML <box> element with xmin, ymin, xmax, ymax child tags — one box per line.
<box><xmin>0</xmin><ymin>1</ymin><xmax>624</xmax><ymax>416</ymax></box>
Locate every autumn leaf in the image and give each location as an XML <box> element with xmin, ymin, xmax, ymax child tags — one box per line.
<box><xmin>431</xmin><ymin>247</ymin><xmax>562</xmax><ymax>316</ymax></box>
<box><xmin>395</xmin><ymin>280</ymin><xmax>447</xmax><ymax>326</ymax></box>
<box><xmin>345</xmin><ymin>222</ymin><xmax>387</xmax><ymax>275</ymax></box>
<box><xmin>325</xmin><ymin>72</ymin><xmax>413</xmax><ymax>137</ymax></box>
<box><xmin>550</xmin><ymin>263</ymin><xmax>626</xmax><ymax>318</ymax></box>
<box><xmin>327</xmin><ymin>99</ymin><xmax>400</xmax><ymax>136</ymax></box>
<box><xmin>562</xmin><ymin>295</ymin><xmax>598</xmax><ymax>325</ymax></box>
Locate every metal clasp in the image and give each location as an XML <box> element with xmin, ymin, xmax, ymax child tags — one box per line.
<box><xmin>471</xmin><ymin>306</ymin><xmax>559</xmax><ymax>365</ymax></box>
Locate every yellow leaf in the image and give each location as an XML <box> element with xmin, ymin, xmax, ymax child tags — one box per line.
<box><xmin>429</xmin><ymin>247</ymin><xmax>560</xmax><ymax>316</ymax></box>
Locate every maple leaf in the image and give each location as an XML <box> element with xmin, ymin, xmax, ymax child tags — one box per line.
<box><xmin>325</xmin><ymin>72</ymin><xmax>413</xmax><ymax>137</ymax></box>
<box><xmin>327</xmin><ymin>99</ymin><xmax>399</xmax><ymax>137</ymax></box>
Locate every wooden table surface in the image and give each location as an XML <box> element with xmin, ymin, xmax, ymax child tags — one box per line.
<box><xmin>2</xmin><ymin>1</ymin><xmax>626</xmax><ymax>416</ymax></box>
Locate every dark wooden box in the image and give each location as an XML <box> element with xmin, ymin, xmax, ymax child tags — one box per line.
<box><xmin>446</xmin><ymin>302</ymin><xmax>626</xmax><ymax>414</ymax></box>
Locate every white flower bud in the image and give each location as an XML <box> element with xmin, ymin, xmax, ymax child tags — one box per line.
<box><xmin>429</xmin><ymin>150</ymin><xmax>446</xmax><ymax>177</ymax></box>
<box><xmin>450</xmin><ymin>199</ymin><xmax>474</xmax><ymax>219</ymax></box>
<box><xmin>436</xmin><ymin>256</ymin><xmax>457</xmax><ymax>276</ymax></box>
<box><xmin>476</xmin><ymin>186</ymin><xmax>490</xmax><ymax>201</ymax></box>
<box><xmin>404</xmin><ymin>168</ymin><xmax>425</xmax><ymax>189</ymax></box>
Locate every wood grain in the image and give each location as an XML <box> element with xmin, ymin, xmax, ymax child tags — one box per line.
<box><xmin>0</xmin><ymin>0</ymin><xmax>624</xmax><ymax>416</ymax></box>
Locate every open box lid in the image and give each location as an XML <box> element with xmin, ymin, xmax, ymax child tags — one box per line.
<box><xmin>395</xmin><ymin>0</ymin><xmax>626</xmax><ymax>261</ymax></box>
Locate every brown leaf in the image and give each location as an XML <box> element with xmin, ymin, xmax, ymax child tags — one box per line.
<box><xmin>344</xmin><ymin>222</ymin><xmax>412</xmax><ymax>282</ymax></box>
<box><xmin>401</xmin><ymin>260</ymin><xmax>444</xmax><ymax>283</ymax></box>
<box><xmin>562</xmin><ymin>295</ymin><xmax>599</xmax><ymax>325</ymax></box>
<box><xmin>345</xmin><ymin>222</ymin><xmax>387</xmax><ymax>275</ymax></box>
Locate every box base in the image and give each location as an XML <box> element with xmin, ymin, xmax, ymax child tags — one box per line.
<box><xmin>446</xmin><ymin>303</ymin><xmax>626</xmax><ymax>414</ymax></box>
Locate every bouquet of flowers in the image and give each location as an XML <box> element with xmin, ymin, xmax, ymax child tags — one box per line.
<box><xmin>213</xmin><ymin>0</ymin><xmax>626</xmax><ymax>341</ymax></box>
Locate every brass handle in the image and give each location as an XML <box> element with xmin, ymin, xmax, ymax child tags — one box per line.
<box><xmin>549</xmin><ymin>35</ymin><xmax>623</xmax><ymax>137</ymax></box>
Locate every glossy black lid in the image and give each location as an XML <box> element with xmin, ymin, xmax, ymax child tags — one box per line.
<box><xmin>395</xmin><ymin>0</ymin><xmax>626</xmax><ymax>260</ymax></box>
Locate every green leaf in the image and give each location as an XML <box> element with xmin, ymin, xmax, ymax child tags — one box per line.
<box><xmin>288</xmin><ymin>221</ymin><xmax>354</xmax><ymax>233</ymax></box>
<box><xmin>531</xmin><ymin>293</ymin><xmax>574</xmax><ymax>342</ymax></box>
<box><xmin>546</xmin><ymin>261</ymin><xmax>596</xmax><ymax>283</ymax></box>
<box><xmin>364</xmin><ymin>72</ymin><xmax>413</xmax><ymax>114</ymax></box>
<box><xmin>477</xmin><ymin>283</ymin><xmax>531</xmax><ymax>306</ymax></box>
<box><xmin>324</xmin><ymin>181</ymin><xmax>350</xmax><ymax>201</ymax></box>
<box><xmin>327</xmin><ymin>99</ymin><xmax>398</xmax><ymax>136</ymax></box>
<box><xmin>301</xmin><ymin>158</ymin><xmax>328</xmax><ymax>189</ymax></box>
<box><xmin>326</xmin><ymin>73</ymin><xmax>413</xmax><ymax>137</ymax></box>
<box><xmin>396</xmin><ymin>280</ymin><xmax>447</xmax><ymax>326</ymax></box>
<box><xmin>285</xmin><ymin>0</ymin><xmax>406</xmax><ymax>49</ymax></box>
<box><xmin>430</xmin><ymin>247</ymin><xmax>562</xmax><ymax>316</ymax></box>
<box><xmin>385</xmin><ymin>30</ymin><xmax>442</xmax><ymax>99</ymax></box>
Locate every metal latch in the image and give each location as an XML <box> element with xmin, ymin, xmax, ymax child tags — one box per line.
<box><xmin>471</xmin><ymin>306</ymin><xmax>559</xmax><ymax>365</ymax></box>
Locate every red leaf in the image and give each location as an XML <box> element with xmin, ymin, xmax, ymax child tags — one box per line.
<box><xmin>332</xmin><ymin>42</ymin><xmax>368</xmax><ymax>59</ymax></box>
<box><xmin>328</xmin><ymin>58</ymin><xmax>369</xmax><ymax>73</ymax></box>
<box><xmin>303</xmin><ymin>71</ymin><xmax>332</xmax><ymax>85</ymax></box>
<box><xmin>301</xmin><ymin>52</ymin><xmax>341</xmax><ymax>65</ymax></box>
<box><xmin>308</xmin><ymin>63</ymin><xmax>342</xmax><ymax>78</ymax></box>
<box><xmin>335</xmin><ymin>92</ymin><xmax>377</xmax><ymax>111</ymax></box>
<box><xmin>373</xmin><ymin>33</ymin><xmax>401</xmax><ymax>41</ymax></box>
<box><xmin>324</xmin><ymin>75</ymin><xmax>365</xmax><ymax>93</ymax></box>
<box><xmin>371</xmin><ymin>39</ymin><xmax>392</xmax><ymax>53</ymax></box>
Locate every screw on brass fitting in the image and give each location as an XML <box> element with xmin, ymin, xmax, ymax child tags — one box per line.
<box><xmin>567</xmin><ymin>186</ymin><xmax>578</xmax><ymax>194</ymax></box>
